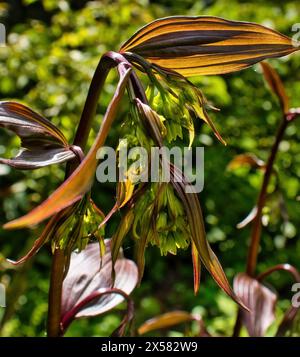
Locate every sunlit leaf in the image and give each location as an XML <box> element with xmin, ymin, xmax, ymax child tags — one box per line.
<box><xmin>260</xmin><ymin>62</ymin><xmax>289</xmax><ymax>114</ymax></box>
<box><xmin>61</xmin><ymin>240</ymin><xmax>138</xmax><ymax>334</ymax></box>
<box><xmin>132</xmin><ymin>97</ymin><xmax>246</xmax><ymax>307</ymax></box>
<box><xmin>192</xmin><ymin>242</ymin><xmax>201</xmax><ymax>294</ymax></box>
<box><xmin>170</xmin><ymin>164</ymin><xmax>247</xmax><ymax>309</ymax></box>
<box><xmin>138</xmin><ymin>311</ymin><xmax>199</xmax><ymax>335</ymax></box>
<box><xmin>0</xmin><ymin>101</ymin><xmax>77</xmax><ymax>169</ymax></box>
<box><xmin>121</xmin><ymin>16</ymin><xmax>298</xmax><ymax>76</ymax></box>
<box><xmin>3</xmin><ymin>65</ymin><xmax>131</xmax><ymax>229</ymax></box>
<box><xmin>6</xmin><ymin>214</ymin><xmax>58</xmax><ymax>265</ymax></box>
<box><xmin>234</xmin><ymin>273</ymin><xmax>277</xmax><ymax>336</ymax></box>
<box><xmin>111</xmin><ymin>209</ymin><xmax>135</xmax><ymax>265</ymax></box>
<box><xmin>227</xmin><ymin>153</ymin><xmax>265</xmax><ymax>171</ymax></box>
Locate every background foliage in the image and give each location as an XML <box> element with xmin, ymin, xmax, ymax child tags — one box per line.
<box><xmin>0</xmin><ymin>0</ymin><xmax>299</xmax><ymax>336</ymax></box>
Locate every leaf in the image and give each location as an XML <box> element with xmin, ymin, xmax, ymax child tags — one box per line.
<box><xmin>227</xmin><ymin>153</ymin><xmax>265</xmax><ymax>170</ymax></box>
<box><xmin>276</xmin><ymin>307</ymin><xmax>300</xmax><ymax>337</ymax></box>
<box><xmin>61</xmin><ymin>240</ymin><xmax>138</xmax><ymax>333</ymax></box>
<box><xmin>170</xmin><ymin>164</ymin><xmax>248</xmax><ymax>310</ymax></box>
<box><xmin>6</xmin><ymin>214</ymin><xmax>58</xmax><ymax>265</ymax></box>
<box><xmin>237</xmin><ymin>206</ymin><xmax>258</xmax><ymax>229</ymax></box>
<box><xmin>121</xmin><ymin>16</ymin><xmax>298</xmax><ymax>76</ymax></box>
<box><xmin>0</xmin><ymin>101</ymin><xmax>76</xmax><ymax>169</ymax></box>
<box><xmin>233</xmin><ymin>273</ymin><xmax>277</xmax><ymax>336</ymax></box>
<box><xmin>0</xmin><ymin>147</ymin><xmax>77</xmax><ymax>170</ymax></box>
<box><xmin>3</xmin><ymin>64</ymin><xmax>131</xmax><ymax>229</ymax></box>
<box><xmin>260</xmin><ymin>62</ymin><xmax>289</xmax><ymax>114</ymax></box>
<box><xmin>256</xmin><ymin>264</ymin><xmax>300</xmax><ymax>337</ymax></box>
<box><xmin>132</xmin><ymin>97</ymin><xmax>245</xmax><ymax>307</ymax></box>
<box><xmin>111</xmin><ymin>209</ymin><xmax>135</xmax><ymax>265</ymax></box>
<box><xmin>192</xmin><ymin>242</ymin><xmax>201</xmax><ymax>294</ymax></box>
<box><xmin>138</xmin><ymin>311</ymin><xmax>198</xmax><ymax>335</ymax></box>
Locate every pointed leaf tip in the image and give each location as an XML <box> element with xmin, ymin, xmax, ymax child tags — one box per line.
<box><xmin>3</xmin><ymin>66</ymin><xmax>131</xmax><ymax>229</ymax></box>
<box><xmin>122</xmin><ymin>16</ymin><xmax>297</xmax><ymax>76</ymax></box>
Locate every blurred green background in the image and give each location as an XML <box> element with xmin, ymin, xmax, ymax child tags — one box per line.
<box><xmin>0</xmin><ymin>0</ymin><xmax>300</xmax><ymax>337</ymax></box>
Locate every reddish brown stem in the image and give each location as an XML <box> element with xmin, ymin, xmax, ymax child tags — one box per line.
<box><xmin>233</xmin><ymin>116</ymin><xmax>288</xmax><ymax>337</ymax></box>
<box><xmin>246</xmin><ymin>117</ymin><xmax>288</xmax><ymax>276</ymax></box>
<box><xmin>47</xmin><ymin>54</ymin><xmax>116</xmax><ymax>337</ymax></box>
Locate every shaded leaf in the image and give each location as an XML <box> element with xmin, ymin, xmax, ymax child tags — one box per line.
<box><xmin>61</xmin><ymin>240</ymin><xmax>138</xmax><ymax>333</ymax></box>
<box><xmin>260</xmin><ymin>62</ymin><xmax>289</xmax><ymax>114</ymax></box>
<box><xmin>0</xmin><ymin>101</ymin><xmax>77</xmax><ymax>169</ymax></box>
<box><xmin>276</xmin><ymin>307</ymin><xmax>300</xmax><ymax>337</ymax></box>
<box><xmin>233</xmin><ymin>273</ymin><xmax>277</xmax><ymax>336</ymax></box>
<box><xmin>121</xmin><ymin>16</ymin><xmax>298</xmax><ymax>76</ymax></box>
<box><xmin>237</xmin><ymin>206</ymin><xmax>258</xmax><ymax>229</ymax></box>
<box><xmin>256</xmin><ymin>264</ymin><xmax>300</xmax><ymax>337</ymax></box>
<box><xmin>4</xmin><ymin>64</ymin><xmax>131</xmax><ymax>229</ymax></box>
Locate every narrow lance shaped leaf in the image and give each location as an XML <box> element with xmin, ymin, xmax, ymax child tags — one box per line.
<box><xmin>260</xmin><ymin>62</ymin><xmax>289</xmax><ymax>114</ymax></box>
<box><xmin>192</xmin><ymin>242</ymin><xmax>201</xmax><ymax>295</ymax></box>
<box><xmin>134</xmin><ymin>99</ymin><xmax>245</xmax><ymax>305</ymax></box>
<box><xmin>4</xmin><ymin>64</ymin><xmax>132</xmax><ymax>229</ymax></box>
<box><xmin>138</xmin><ymin>311</ymin><xmax>201</xmax><ymax>335</ymax></box>
<box><xmin>170</xmin><ymin>164</ymin><xmax>247</xmax><ymax>309</ymax></box>
<box><xmin>0</xmin><ymin>102</ymin><xmax>77</xmax><ymax>169</ymax></box>
<box><xmin>121</xmin><ymin>16</ymin><xmax>298</xmax><ymax>76</ymax></box>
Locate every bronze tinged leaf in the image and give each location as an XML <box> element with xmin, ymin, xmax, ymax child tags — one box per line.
<box><xmin>0</xmin><ymin>101</ymin><xmax>76</xmax><ymax>169</ymax></box>
<box><xmin>3</xmin><ymin>65</ymin><xmax>132</xmax><ymax>229</ymax></box>
<box><xmin>260</xmin><ymin>62</ymin><xmax>289</xmax><ymax>114</ymax></box>
<box><xmin>121</xmin><ymin>16</ymin><xmax>298</xmax><ymax>76</ymax></box>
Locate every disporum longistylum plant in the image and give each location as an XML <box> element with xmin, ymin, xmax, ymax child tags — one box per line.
<box><xmin>0</xmin><ymin>16</ymin><xmax>299</xmax><ymax>336</ymax></box>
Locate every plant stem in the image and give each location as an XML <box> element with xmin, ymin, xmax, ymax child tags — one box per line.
<box><xmin>246</xmin><ymin>117</ymin><xmax>288</xmax><ymax>276</ymax></box>
<box><xmin>47</xmin><ymin>54</ymin><xmax>116</xmax><ymax>337</ymax></box>
<box><xmin>47</xmin><ymin>249</ymin><xmax>65</xmax><ymax>337</ymax></box>
<box><xmin>233</xmin><ymin>116</ymin><xmax>288</xmax><ymax>336</ymax></box>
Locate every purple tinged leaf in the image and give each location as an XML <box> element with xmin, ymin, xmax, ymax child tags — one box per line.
<box><xmin>3</xmin><ymin>65</ymin><xmax>131</xmax><ymax>229</ymax></box>
<box><xmin>61</xmin><ymin>240</ymin><xmax>138</xmax><ymax>323</ymax></box>
<box><xmin>256</xmin><ymin>264</ymin><xmax>300</xmax><ymax>337</ymax></box>
<box><xmin>0</xmin><ymin>147</ymin><xmax>76</xmax><ymax>170</ymax></box>
<box><xmin>0</xmin><ymin>101</ymin><xmax>77</xmax><ymax>169</ymax></box>
<box><xmin>233</xmin><ymin>273</ymin><xmax>277</xmax><ymax>336</ymax></box>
